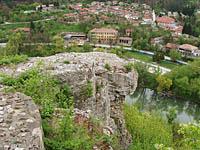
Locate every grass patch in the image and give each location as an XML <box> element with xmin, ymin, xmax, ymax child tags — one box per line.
<box><xmin>122</xmin><ymin>51</ymin><xmax>152</xmax><ymax>62</ymax></box>
<box><xmin>0</xmin><ymin>55</ymin><xmax>28</xmax><ymax>66</ymax></box>
<box><xmin>121</xmin><ymin>51</ymin><xmax>181</xmax><ymax>69</ymax></box>
<box><xmin>46</xmin><ymin>20</ymin><xmax>88</xmax><ymax>36</ymax></box>
<box><xmin>159</xmin><ymin>61</ymin><xmax>180</xmax><ymax>69</ymax></box>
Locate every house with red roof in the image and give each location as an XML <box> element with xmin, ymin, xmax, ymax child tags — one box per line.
<box><xmin>13</xmin><ymin>28</ymin><xmax>30</xmax><ymax>33</ymax></box>
<box><xmin>179</xmin><ymin>44</ymin><xmax>200</xmax><ymax>57</ymax></box>
<box><xmin>156</xmin><ymin>16</ymin><xmax>183</xmax><ymax>35</ymax></box>
<box><xmin>156</xmin><ymin>16</ymin><xmax>176</xmax><ymax>28</ymax></box>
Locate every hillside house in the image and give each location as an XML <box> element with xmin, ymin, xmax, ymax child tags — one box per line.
<box><xmin>125</xmin><ymin>29</ymin><xmax>133</xmax><ymax>37</ymax></box>
<box><xmin>89</xmin><ymin>28</ymin><xmax>118</xmax><ymax>44</ymax></box>
<box><xmin>36</xmin><ymin>4</ymin><xmax>55</xmax><ymax>11</ymax></box>
<box><xmin>63</xmin><ymin>13</ymin><xmax>79</xmax><ymax>23</ymax></box>
<box><xmin>63</xmin><ymin>32</ymin><xmax>87</xmax><ymax>45</ymax></box>
<box><xmin>165</xmin><ymin>43</ymin><xmax>179</xmax><ymax>51</ymax></box>
<box><xmin>118</xmin><ymin>37</ymin><xmax>132</xmax><ymax>46</ymax></box>
<box><xmin>156</xmin><ymin>16</ymin><xmax>176</xmax><ymax>28</ymax></box>
<box><xmin>179</xmin><ymin>44</ymin><xmax>200</xmax><ymax>57</ymax></box>
<box><xmin>13</xmin><ymin>28</ymin><xmax>30</xmax><ymax>33</ymax></box>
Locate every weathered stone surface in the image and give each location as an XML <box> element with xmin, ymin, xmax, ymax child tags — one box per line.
<box><xmin>0</xmin><ymin>52</ymin><xmax>138</xmax><ymax>149</ymax></box>
<box><xmin>0</xmin><ymin>92</ymin><xmax>44</xmax><ymax>150</ymax></box>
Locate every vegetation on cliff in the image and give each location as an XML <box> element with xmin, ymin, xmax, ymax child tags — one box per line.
<box><xmin>124</xmin><ymin>105</ymin><xmax>200</xmax><ymax>150</ymax></box>
<box><xmin>0</xmin><ymin>67</ymin><xmax>120</xmax><ymax>150</ymax></box>
<box><xmin>124</xmin><ymin>105</ymin><xmax>173</xmax><ymax>150</ymax></box>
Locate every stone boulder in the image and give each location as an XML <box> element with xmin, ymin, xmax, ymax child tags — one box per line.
<box><xmin>0</xmin><ymin>92</ymin><xmax>44</xmax><ymax>150</ymax></box>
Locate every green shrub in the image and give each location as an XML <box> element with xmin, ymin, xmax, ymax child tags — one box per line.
<box><xmin>124</xmin><ymin>105</ymin><xmax>173</xmax><ymax>150</ymax></box>
<box><xmin>63</xmin><ymin>60</ymin><xmax>70</xmax><ymax>64</ymax></box>
<box><xmin>104</xmin><ymin>63</ymin><xmax>111</xmax><ymax>71</ymax></box>
<box><xmin>177</xmin><ymin>122</ymin><xmax>200</xmax><ymax>149</ymax></box>
<box><xmin>85</xmin><ymin>81</ymin><xmax>93</xmax><ymax>97</ymax></box>
<box><xmin>0</xmin><ymin>68</ymin><xmax>73</xmax><ymax>118</ymax></box>
<box><xmin>0</xmin><ymin>55</ymin><xmax>28</xmax><ymax>66</ymax></box>
<box><xmin>43</xmin><ymin>111</ymin><xmax>95</xmax><ymax>150</ymax></box>
<box><xmin>43</xmin><ymin>110</ymin><xmax>120</xmax><ymax>150</ymax></box>
<box><xmin>55</xmin><ymin>84</ymin><xmax>73</xmax><ymax>109</ymax></box>
<box><xmin>124</xmin><ymin>63</ymin><xmax>134</xmax><ymax>72</ymax></box>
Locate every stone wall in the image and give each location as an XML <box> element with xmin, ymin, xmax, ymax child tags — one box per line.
<box><xmin>0</xmin><ymin>92</ymin><xmax>44</xmax><ymax>150</ymax></box>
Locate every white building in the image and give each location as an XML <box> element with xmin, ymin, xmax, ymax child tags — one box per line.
<box><xmin>179</xmin><ymin>44</ymin><xmax>200</xmax><ymax>57</ymax></box>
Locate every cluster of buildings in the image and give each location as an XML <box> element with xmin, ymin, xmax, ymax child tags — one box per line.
<box><xmin>36</xmin><ymin>4</ymin><xmax>55</xmax><ymax>11</ymax></box>
<box><xmin>65</xmin><ymin>1</ymin><xmax>184</xmax><ymax>37</ymax></box>
<box><xmin>63</xmin><ymin>28</ymin><xmax>133</xmax><ymax>47</ymax></box>
<box><xmin>156</xmin><ymin>16</ymin><xmax>183</xmax><ymax>36</ymax></box>
<box><xmin>11</xmin><ymin>1</ymin><xmax>199</xmax><ymax>58</ymax></box>
<box><xmin>165</xmin><ymin>43</ymin><xmax>200</xmax><ymax>57</ymax></box>
<box><xmin>66</xmin><ymin>1</ymin><xmax>154</xmax><ymax>25</ymax></box>
<box><xmin>63</xmin><ymin>27</ymin><xmax>200</xmax><ymax>57</ymax></box>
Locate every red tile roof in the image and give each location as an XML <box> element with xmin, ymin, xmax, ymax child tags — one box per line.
<box><xmin>179</xmin><ymin>44</ymin><xmax>198</xmax><ymax>51</ymax></box>
<box><xmin>156</xmin><ymin>16</ymin><xmax>175</xmax><ymax>24</ymax></box>
<box><xmin>165</xmin><ymin>43</ymin><xmax>178</xmax><ymax>49</ymax></box>
<box><xmin>13</xmin><ymin>28</ymin><xmax>30</xmax><ymax>32</ymax></box>
<box><xmin>64</xmin><ymin>13</ymin><xmax>77</xmax><ymax>17</ymax></box>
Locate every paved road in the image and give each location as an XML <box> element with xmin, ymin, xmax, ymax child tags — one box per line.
<box><xmin>0</xmin><ymin>18</ymin><xmax>54</xmax><ymax>26</ymax></box>
<box><xmin>92</xmin><ymin>44</ymin><xmax>188</xmax><ymax>65</ymax></box>
<box><xmin>0</xmin><ymin>43</ymin><xmax>6</xmax><ymax>48</ymax></box>
<box><xmin>129</xmin><ymin>58</ymin><xmax>171</xmax><ymax>74</ymax></box>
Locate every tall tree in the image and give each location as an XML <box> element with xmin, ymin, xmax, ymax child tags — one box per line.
<box><xmin>6</xmin><ymin>32</ymin><xmax>23</xmax><ymax>55</ymax></box>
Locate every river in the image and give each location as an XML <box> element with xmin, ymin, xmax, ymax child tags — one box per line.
<box><xmin>126</xmin><ymin>88</ymin><xmax>200</xmax><ymax>124</ymax></box>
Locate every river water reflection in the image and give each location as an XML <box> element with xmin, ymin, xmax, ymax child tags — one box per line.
<box><xmin>126</xmin><ymin>88</ymin><xmax>200</xmax><ymax>123</ymax></box>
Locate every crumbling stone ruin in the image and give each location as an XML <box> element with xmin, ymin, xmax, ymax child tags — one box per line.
<box><xmin>0</xmin><ymin>92</ymin><xmax>44</xmax><ymax>150</ymax></box>
<box><xmin>0</xmin><ymin>52</ymin><xmax>138</xmax><ymax>149</ymax></box>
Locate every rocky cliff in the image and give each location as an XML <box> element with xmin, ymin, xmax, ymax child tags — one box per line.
<box><xmin>0</xmin><ymin>52</ymin><xmax>138</xmax><ymax>149</ymax></box>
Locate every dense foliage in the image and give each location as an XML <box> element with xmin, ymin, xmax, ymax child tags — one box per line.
<box><xmin>124</xmin><ymin>104</ymin><xmax>200</xmax><ymax>150</ymax></box>
<box><xmin>167</xmin><ymin>60</ymin><xmax>200</xmax><ymax>101</ymax></box>
<box><xmin>177</xmin><ymin>122</ymin><xmax>200</xmax><ymax>149</ymax></box>
<box><xmin>134</xmin><ymin>59</ymin><xmax>200</xmax><ymax>101</ymax></box>
<box><xmin>124</xmin><ymin>105</ymin><xmax>173</xmax><ymax>150</ymax></box>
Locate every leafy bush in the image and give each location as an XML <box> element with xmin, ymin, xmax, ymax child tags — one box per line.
<box><xmin>104</xmin><ymin>63</ymin><xmax>111</xmax><ymax>71</ymax></box>
<box><xmin>177</xmin><ymin>122</ymin><xmax>200</xmax><ymax>149</ymax></box>
<box><xmin>124</xmin><ymin>63</ymin><xmax>134</xmax><ymax>72</ymax></box>
<box><xmin>43</xmin><ymin>111</ymin><xmax>95</xmax><ymax>150</ymax></box>
<box><xmin>134</xmin><ymin>62</ymin><xmax>158</xmax><ymax>89</ymax></box>
<box><xmin>124</xmin><ymin>105</ymin><xmax>173</xmax><ymax>150</ymax></box>
<box><xmin>0</xmin><ymin>68</ymin><xmax>73</xmax><ymax>118</ymax></box>
<box><xmin>43</xmin><ymin>109</ymin><xmax>120</xmax><ymax>150</ymax></box>
<box><xmin>0</xmin><ymin>55</ymin><xmax>28</xmax><ymax>65</ymax></box>
<box><xmin>167</xmin><ymin>60</ymin><xmax>200</xmax><ymax>101</ymax></box>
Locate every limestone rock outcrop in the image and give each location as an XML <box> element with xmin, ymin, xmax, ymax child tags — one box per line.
<box><xmin>0</xmin><ymin>92</ymin><xmax>44</xmax><ymax>150</ymax></box>
<box><xmin>0</xmin><ymin>52</ymin><xmax>138</xmax><ymax>149</ymax></box>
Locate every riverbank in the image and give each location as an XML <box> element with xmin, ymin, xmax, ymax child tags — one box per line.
<box><xmin>126</xmin><ymin>88</ymin><xmax>200</xmax><ymax>124</ymax></box>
